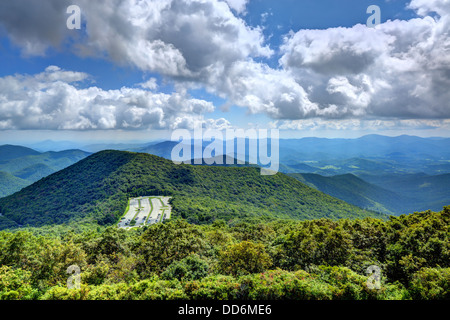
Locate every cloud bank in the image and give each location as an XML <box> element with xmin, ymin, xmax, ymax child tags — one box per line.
<box><xmin>0</xmin><ymin>0</ymin><xmax>449</xmax><ymax>131</ymax></box>
<box><xmin>0</xmin><ymin>66</ymin><xmax>229</xmax><ymax>130</ymax></box>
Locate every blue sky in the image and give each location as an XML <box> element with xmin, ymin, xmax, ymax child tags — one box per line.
<box><xmin>1</xmin><ymin>0</ymin><xmax>416</xmax><ymax>86</ymax></box>
<box><xmin>0</xmin><ymin>0</ymin><xmax>449</xmax><ymax>145</ymax></box>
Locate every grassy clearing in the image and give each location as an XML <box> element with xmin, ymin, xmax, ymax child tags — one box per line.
<box><xmin>144</xmin><ymin>197</ymin><xmax>154</xmax><ymax>225</ymax></box>
<box><xmin>159</xmin><ymin>209</ymin><xmax>166</xmax><ymax>223</ymax></box>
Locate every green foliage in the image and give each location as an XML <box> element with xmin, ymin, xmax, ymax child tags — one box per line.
<box><xmin>0</xmin><ymin>266</ymin><xmax>37</xmax><ymax>300</ymax></box>
<box><xmin>161</xmin><ymin>254</ymin><xmax>209</xmax><ymax>281</ymax></box>
<box><xmin>219</xmin><ymin>241</ymin><xmax>272</xmax><ymax>276</ymax></box>
<box><xmin>238</xmin><ymin>269</ymin><xmax>333</xmax><ymax>300</ymax></box>
<box><xmin>30</xmin><ymin>268</ymin><xmax>407</xmax><ymax>300</ymax></box>
<box><xmin>40</xmin><ymin>284</ymin><xmax>90</xmax><ymax>300</ymax></box>
<box><xmin>183</xmin><ymin>275</ymin><xmax>240</xmax><ymax>300</ymax></box>
<box><xmin>0</xmin><ymin>206</ymin><xmax>448</xmax><ymax>300</ymax></box>
<box><xmin>312</xmin><ymin>266</ymin><xmax>380</xmax><ymax>300</ymax></box>
<box><xmin>384</xmin><ymin>207</ymin><xmax>450</xmax><ymax>283</ymax></box>
<box><xmin>275</xmin><ymin>220</ymin><xmax>353</xmax><ymax>270</ymax></box>
<box><xmin>0</xmin><ymin>151</ymin><xmax>385</xmax><ymax>230</ymax></box>
<box><xmin>408</xmin><ymin>268</ymin><xmax>450</xmax><ymax>300</ymax></box>
<box><xmin>138</xmin><ymin>220</ymin><xmax>205</xmax><ymax>274</ymax></box>
<box><xmin>0</xmin><ymin>216</ymin><xmax>19</xmax><ymax>230</ymax></box>
<box><xmin>81</xmin><ymin>260</ymin><xmax>110</xmax><ymax>286</ymax></box>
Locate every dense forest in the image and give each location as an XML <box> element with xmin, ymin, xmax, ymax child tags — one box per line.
<box><xmin>0</xmin><ymin>206</ymin><xmax>448</xmax><ymax>300</ymax></box>
<box><xmin>0</xmin><ymin>150</ymin><xmax>447</xmax><ymax>300</ymax></box>
<box><xmin>0</xmin><ymin>151</ymin><xmax>384</xmax><ymax>230</ymax></box>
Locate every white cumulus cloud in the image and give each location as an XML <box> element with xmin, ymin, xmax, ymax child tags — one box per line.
<box><xmin>0</xmin><ymin>67</ymin><xmax>228</xmax><ymax>131</ymax></box>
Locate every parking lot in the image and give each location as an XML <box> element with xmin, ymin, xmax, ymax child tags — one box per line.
<box><xmin>118</xmin><ymin>196</ymin><xmax>172</xmax><ymax>228</ymax></box>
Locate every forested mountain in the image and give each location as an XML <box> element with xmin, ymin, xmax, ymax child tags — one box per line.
<box><xmin>0</xmin><ymin>147</ymin><xmax>447</xmax><ymax>301</ymax></box>
<box><xmin>0</xmin><ymin>150</ymin><xmax>385</xmax><ymax>230</ymax></box>
<box><xmin>0</xmin><ymin>145</ymin><xmax>91</xmax><ymax>197</ymax></box>
<box><xmin>134</xmin><ymin>141</ymin><xmax>180</xmax><ymax>159</ymax></box>
<box><xmin>358</xmin><ymin>173</ymin><xmax>450</xmax><ymax>213</ymax></box>
<box><xmin>289</xmin><ymin>173</ymin><xmax>411</xmax><ymax>215</ymax></box>
<box><xmin>0</xmin><ymin>172</ymin><xmax>29</xmax><ymax>198</ymax></box>
<box><xmin>89</xmin><ymin>135</ymin><xmax>450</xmax><ymax>175</ymax></box>
<box><xmin>0</xmin><ymin>145</ymin><xmax>41</xmax><ymax>160</ymax></box>
<box><xmin>288</xmin><ymin>172</ymin><xmax>450</xmax><ymax>215</ymax></box>
<box><xmin>21</xmin><ymin>135</ymin><xmax>450</xmax><ymax>175</ymax></box>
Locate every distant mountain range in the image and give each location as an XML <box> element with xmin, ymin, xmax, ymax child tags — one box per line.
<box><xmin>0</xmin><ymin>145</ymin><xmax>91</xmax><ymax>197</ymax></box>
<box><xmin>48</xmin><ymin>134</ymin><xmax>450</xmax><ymax>175</ymax></box>
<box><xmin>19</xmin><ymin>134</ymin><xmax>450</xmax><ymax>175</ymax></box>
<box><xmin>278</xmin><ymin>135</ymin><xmax>450</xmax><ymax>176</ymax></box>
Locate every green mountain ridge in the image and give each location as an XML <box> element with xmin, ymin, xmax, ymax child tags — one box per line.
<box><xmin>0</xmin><ymin>171</ymin><xmax>29</xmax><ymax>198</ymax></box>
<box><xmin>0</xmin><ymin>144</ymin><xmax>41</xmax><ymax>161</ymax></box>
<box><xmin>289</xmin><ymin>173</ymin><xmax>414</xmax><ymax>215</ymax></box>
<box><xmin>0</xmin><ymin>145</ymin><xmax>91</xmax><ymax>198</ymax></box>
<box><xmin>359</xmin><ymin>173</ymin><xmax>450</xmax><ymax>212</ymax></box>
<box><xmin>0</xmin><ymin>150</ymin><xmax>385</xmax><ymax>230</ymax></box>
<box><xmin>288</xmin><ymin>172</ymin><xmax>450</xmax><ymax>215</ymax></box>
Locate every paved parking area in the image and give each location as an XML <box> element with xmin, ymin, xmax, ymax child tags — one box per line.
<box><xmin>118</xmin><ymin>196</ymin><xmax>172</xmax><ymax>229</ymax></box>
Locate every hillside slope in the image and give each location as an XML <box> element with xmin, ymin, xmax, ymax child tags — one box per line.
<box><xmin>0</xmin><ymin>146</ymin><xmax>91</xmax><ymax>197</ymax></box>
<box><xmin>0</xmin><ymin>172</ymin><xmax>29</xmax><ymax>198</ymax></box>
<box><xmin>289</xmin><ymin>173</ymin><xmax>414</xmax><ymax>215</ymax></box>
<box><xmin>0</xmin><ymin>144</ymin><xmax>41</xmax><ymax>161</ymax></box>
<box><xmin>0</xmin><ymin>150</ymin><xmax>385</xmax><ymax>230</ymax></box>
<box><xmin>359</xmin><ymin>173</ymin><xmax>450</xmax><ymax>213</ymax></box>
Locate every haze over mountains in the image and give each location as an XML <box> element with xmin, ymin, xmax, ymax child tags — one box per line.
<box><xmin>17</xmin><ymin>134</ymin><xmax>450</xmax><ymax>173</ymax></box>
<box><xmin>80</xmin><ymin>134</ymin><xmax>450</xmax><ymax>175</ymax></box>
<box><xmin>0</xmin><ymin>134</ymin><xmax>449</xmax><ymax>225</ymax></box>
<box><xmin>0</xmin><ymin>145</ymin><xmax>91</xmax><ymax>197</ymax></box>
<box><xmin>279</xmin><ymin>135</ymin><xmax>450</xmax><ymax>176</ymax></box>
